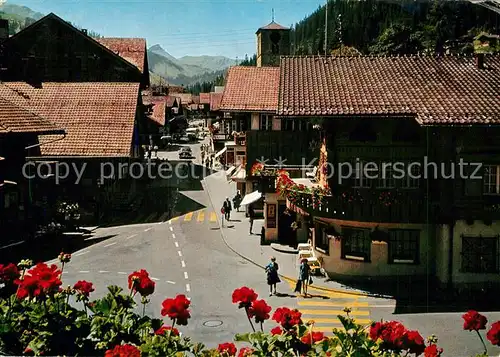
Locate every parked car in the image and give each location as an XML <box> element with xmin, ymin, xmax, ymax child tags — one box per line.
<box><xmin>180</xmin><ymin>147</ymin><xmax>192</xmax><ymax>153</ymax></box>
<box><xmin>179</xmin><ymin>151</ymin><xmax>191</xmax><ymax>159</ymax></box>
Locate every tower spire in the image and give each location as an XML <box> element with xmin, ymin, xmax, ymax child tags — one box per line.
<box><xmin>272</xmin><ymin>8</ymin><xmax>274</xmax><ymax>22</ymax></box>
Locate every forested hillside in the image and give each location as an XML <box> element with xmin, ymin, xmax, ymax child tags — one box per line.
<box><xmin>291</xmin><ymin>0</ymin><xmax>500</xmax><ymax>55</ymax></box>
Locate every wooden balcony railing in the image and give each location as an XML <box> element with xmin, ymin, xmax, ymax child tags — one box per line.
<box><xmin>289</xmin><ymin>190</ymin><xmax>432</xmax><ymax>224</ymax></box>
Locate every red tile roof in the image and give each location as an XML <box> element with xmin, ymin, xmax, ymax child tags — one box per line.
<box><xmin>199</xmin><ymin>93</ymin><xmax>210</xmax><ymax>104</ymax></box>
<box><xmin>166</xmin><ymin>95</ymin><xmax>179</xmax><ymax>108</ymax></box>
<box><xmin>192</xmin><ymin>95</ymin><xmax>200</xmax><ymax>104</ymax></box>
<box><xmin>220</xmin><ymin>66</ymin><xmax>280</xmax><ymax>112</ymax></box>
<box><xmin>168</xmin><ymin>86</ymin><xmax>184</xmax><ymax>94</ymax></box>
<box><xmin>210</xmin><ymin>92</ymin><xmax>223</xmax><ymax>111</ymax></box>
<box><xmin>0</xmin><ymin>82</ymin><xmax>140</xmax><ymax>157</ymax></box>
<box><xmin>177</xmin><ymin>93</ymin><xmax>193</xmax><ymax>105</ymax></box>
<box><xmin>95</xmin><ymin>38</ymin><xmax>147</xmax><ymax>73</ymax></box>
<box><xmin>278</xmin><ymin>55</ymin><xmax>500</xmax><ymax>125</ymax></box>
<box><xmin>149</xmin><ymin>100</ymin><xmax>166</xmax><ymax>126</ymax></box>
<box><xmin>0</xmin><ymin>98</ymin><xmax>64</xmax><ymax>134</ymax></box>
<box><xmin>257</xmin><ymin>21</ymin><xmax>289</xmax><ymax>32</ymax></box>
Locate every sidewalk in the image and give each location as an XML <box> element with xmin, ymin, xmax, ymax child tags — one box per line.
<box><xmin>202</xmin><ymin>171</ymin><xmax>390</xmax><ymax>298</ymax></box>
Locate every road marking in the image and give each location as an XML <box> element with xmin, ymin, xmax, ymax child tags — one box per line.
<box><xmin>186</xmin><ymin>283</ymin><xmax>191</xmax><ymax>292</ymax></box>
<box><xmin>369</xmin><ymin>305</ymin><xmax>397</xmax><ymax>308</ymax></box>
<box><xmin>197</xmin><ymin>210</ymin><xmax>205</xmax><ymax>222</ymax></box>
<box><xmin>174</xmin><ymin>242</ymin><xmax>179</xmax><ymax>248</ymax></box>
<box><xmin>0</xmin><ymin>240</ymin><xmax>25</xmax><ymax>250</ymax></box>
<box><xmin>308</xmin><ymin>317</ymin><xmax>372</xmax><ymax>324</ymax></box>
<box><xmin>299</xmin><ymin>309</ymin><xmax>370</xmax><ymax>316</ymax></box>
<box><xmin>151</xmin><ymin>277</ymin><xmax>159</xmax><ymax>281</ymax></box>
<box><xmin>209</xmin><ymin>212</ymin><xmax>217</xmax><ymax>222</ymax></box>
<box><xmin>99</xmin><ymin>270</ymin><xmax>109</xmax><ymax>273</ymax></box>
<box><xmin>144</xmin><ymin>227</ymin><xmax>152</xmax><ymax>232</ymax></box>
<box><xmin>171</xmin><ymin>216</ymin><xmax>179</xmax><ymax>222</ymax></box>
<box><xmin>169</xmin><ymin>220</ymin><xmax>172</xmax><ymax>225</ymax></box>
<box><xmin>184</xmin><ymin>212</ymin><xmax>193</xmax><ymax>221</ymax></box>
<box><xmin>126</xmin><ymin>234</ymin><xmax>137</xmax><ymax>240</ymax></box>
<box><xmin>74</xmin><ymin>251</ymin><xmax>89</xmax><ymax>256</ymax></box>
<box><xmin>169</xmin><ymin>227</ymin><xmax>173</xmax><ymax>232</ymax></box>
<box><xmin>79</xmin><ymin>270</ymin><xmax>89</xmax><ymax>273</ymax></box>
<box><xmin>178</xmin><ymin>251</ymin><xmax>182</xmax><ymax>257</ymax></box>
<box><xmin>104</xmin><ymin>242</ymin><xmax>116</xmax><ymax>247</ymax></box>
<box><xmin>172</xmin><ymin>233</ymin><xmax>176</xmax><ymax>239</ymax></box>
<box><xmin>184</xmin><ymin>272</ymin><xmax>189</xmax><ymax>279</ymax></box>
<box><xmin>118</xmin><ymin>272</ymin><xmax>127</xmax><ymax>275</ymax></box>
<box><xmin>181</xmin><ymin>260</ymin><xmax>186</xmax><ymax>268</ymax></box>
<box><xmin>166</xmin><ymin>281</ymin><xmax>176</xmax><ymax>284</ymax></box>
<box><xmin>298</xmin><ymin>301</ymin><xmax>369</xmax><ymax>307</ymax></box>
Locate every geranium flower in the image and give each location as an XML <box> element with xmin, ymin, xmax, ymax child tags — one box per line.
<box><xmin>272</xmin><ymin>307</ymin><xmax>302</xmax><ymax>330</ymax></box>
<box><xmin>369</xmin><ymin>321</ymin><xmax>407</xmax><ymax>351</ymax></box>
<box><xmin>487</xmin><ymin>321</ymin><xmax>500</xmax><ymax>346</ymax></box>
<box><xmin>404</xmin><ymin>330</ymin><xmax>425</xmax><ymax>355</ymax></box>
<box><xmin>128</xmin><ymin>269</ymin><xmax>155</xmax><ymax>297</ymax></box>
<box><xmin>248</xmin><ymin>299</ymin><xmax>272</xmax><ymax>323</ymax></box>
<box><xmin>161</xmin><ymin>294</ymin><xmax>191</xmax><ymax>325</ymax></box>
<box><xmin>424</xmin><ymin>343</ymin><xmax>444</xmax><ymax>357</ymax></box>
<box><xmin>217</xmin><ymin>342</ymin><xmax>237</xmax><ymax>356</ymax></box>
<box><xmin>237</xmin><ymin>347</ymin><xmax>255</xmax><ymax>357</ymax></box>
<box><xmin>462</xmin><ymin>310</ymin><xmax>488</xmax><ymax>331</ymax></box>
<box><xmin>104</xmin><ymin>344</ymin><xmax>141</xmax><ymax>357</ymax></box>
<box><xmin>300</xmin><ymin>331</ymin><xmax>326</xmax><ymax>344</ymax></box>
<box><xmin>15</xmin><ymin>263</ymin><xmax>62</xmax><ymax>299</ymax></box>
<box><xmin>155</xmin><ymin>325</ymin><xmax>179</xmax><ymax>336</ymax></box>
<box><xmin>232</xmin><ymin>286</ymin><xmax>258</xmax><ymax>309</ymax></box>
<box><xmin>0</xmin><ymin>263</ymin><xmax>19</xmax><ymax>284</ymax></box>
<box><xmin>73</xmin><ymin>280</ymin><xmax>94</xmax><ymax>297</ymax></box>
<box><xmin>270</xmin><ymin>326</ymin><xmax>283</xmax><ymax>335</ymax></box>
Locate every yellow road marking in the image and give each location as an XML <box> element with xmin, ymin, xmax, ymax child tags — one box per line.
<box><xmin>304</xmin><ymin>318</ymin><xmax>372</xmax><ymax>324</ymax></box>
<box><xmin>197</xmin><ymin>210</ymin><xmax>205</xmax><ymax>222</ymax></box>
<box><xmin>171</xmin><ymin>216</ymin><xmax>179</xmax><ymax>222</ymax></box>
<box><xmin>184</xmin><ymin>212</ymin><xmax>193</xmax><ymax>221</ymax></box>
<box><xmin>209</xmin><ymin>212</ymin><xmax>217</xmax><ymax>222</ymax></box>
<box><xmin>287</xmin><ymin>280</ymin><xmax>361</xmax><ymax>299</ymax></box>
<box><xmin>299</xmin><ymin>309</ymin><xmax>370</xmax><ymax>316</ymax></box>
<box><xmin>310</xmin><ymin>326</ymin><xmax>345</xmax><ymax>333</ymax></box>
<box><xmin>298</xmin><ymin>300</ymin><xmax>369</xmax><ymax>307</ymax></box>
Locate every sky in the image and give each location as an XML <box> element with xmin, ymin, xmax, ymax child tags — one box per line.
<box><xmin>8</xmin><ymin>0</ymin><xmax>325</xmax><ymax>59</ymax></box>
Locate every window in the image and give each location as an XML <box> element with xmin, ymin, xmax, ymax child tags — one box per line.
<box><xmin>341</xmin><ymin>227</ymin><xmax>371</xmax><ymax>261</ymax></box>
<box><xmin>461</xmin><ymin>235</ymin><xmax>499</xmax><ymax>273</ymax></box>
<box><xmin>377</xmin><ymin>163</ymin><xmax>395</xmax><ymax>188</ymax></box>
<box><xmin>353</xmin><ymin>161</ymin><xmax>374</xmax><ymax>188</ymax></box>
<box><xmin>315</xmin><ymin>225</ymin><xmax>329</xmax><ymax>254</ymax></box>
<box><xmin>402</xmin><ymin>163</ymin><xmax>421</xmax><ymax>189</ymax></box>
<box><xmin>388</xmin><ymin>229</ymin><xmax>419</xmax><ymax>264</ymax></box>
<box><xmin>483</xmin><ymin>165</ymin><xmax>500</xmax><ymax>195</ymax></box>
<box><xmin>260</xmin><ymin>114</ymin><xmax>272</xmax><ymax>131</ymax></box>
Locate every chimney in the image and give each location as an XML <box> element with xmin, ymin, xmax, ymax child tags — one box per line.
<box><xmin>82</xmin><ymin>29</ymin><xmax>88</xmax><ymax>35</ymax></box>
<box><xmin>475</xmin><ymin>53</ymin><xmax>485</xmax><ymax>69</ymax></box>
<box><xmin>0</xmin><ymin>19</ymin><xmax>9</xmax><ymax>41</ymax></box>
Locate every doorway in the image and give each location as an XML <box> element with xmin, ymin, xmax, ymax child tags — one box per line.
<box><xmin>278</xmin><ymin>204</ymin><xmax>297</xmax><ymax>247</ymax></box>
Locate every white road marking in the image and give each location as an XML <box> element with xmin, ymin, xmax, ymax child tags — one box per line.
<box><xmin>172</xmin><ymin>233</ymin><xmax>176</xmax><ymax>239</ymax></box>
<box><xmin>99</xmin><ymin>270</ymin><xmax>109</xmax><ymax>273</ymax></box>
<box><xmin>144</xmin><ymin>227</ymin><xmax>152</xmax><ymax>232</ymax></box>
<box><xmin>74</xmin><ymin>251</ymin><xmax>89</xmax><ymax>256</ymax></box>
<box><xmin>166</xmin><ymin>280</ymin><xmax>176</xmax><ymax>284</ymax></box>
<box><xmin>177</xmin><ymin>251</ymin><xmax>182</xmax><ymax>257</ymax></box>
<box><xmin>370</xmin><ymin>305</ymin><xmax>397</xmax><ymax>308</ymax></box>
<box><xmin>169</xmin><ymin>221</ymin><xmax>172</xmax><ymax>225</ymax></box>
<box><xmin>181</xmin><ymin>260</ymin><xmax>186</xmax><ymax>268</ymax></box>
<box><xmin>104</xmin><ymin>242</ymin><xmax>116</xmax><ymax>247</ymax></box>
<box><xmin>184</xmin><ymin>272</ymin><xmax>189</xmax><ymax>279</ymax></box>
<box><xmin>0</xmin><ymin>240</ymin><xmax>25</xmax><ymax>250</ymax></box>
<box><xmin>79</xmin><ymin>270</ymin><xmax>89</xmax><ymax>273</ymax></box>
<box><xmin>151</xmin><ymin>277</ymin><xmax>160</xmax><ymax>281</ymax></box>
<box><xmin>169</xmin><ymin>227</ymin><xmax>173</xmax><ymax>232</ymax></box>
<box><xmin>186</xmin><ymin>283</ymin><xmax>191</xmax><ymax>292</ymax></box>
<box><xmin>118</xmin><ymin>272</ymin><xmax>127</xmax><ymax>275</ymax></box>
<box><xmin>158</xmin><ymin>222</ymin><xmax>163</xmax><ymax>225</ymax></box>
<box><xmin>126</xmin><ymin>234</ymin><xmax>137</xmax><ymax>240</ymax></box>
<box><xmin>174</xmin><ymin>242</ymin><xmax>179</xmax><ymax>248</ymax></box>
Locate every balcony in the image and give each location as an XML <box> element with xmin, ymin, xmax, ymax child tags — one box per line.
<box><xmin>289</xmin><ymin>190</ymin><xmax>432</xmax><ymax>224</ymax></box>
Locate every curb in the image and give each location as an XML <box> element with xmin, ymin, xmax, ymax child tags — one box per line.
<box><xmin>201</xmin><ymin>176</ymin><xmax>384</xmax><ymax>299</ymax></box>
<box><xmin>270</xmin><ymin>243</ymin><xmax>298</xmax><ymax>254</ymax></box>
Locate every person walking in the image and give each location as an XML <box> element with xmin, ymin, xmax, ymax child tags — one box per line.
<box><xmin>223</xmin><ymin>197</ymin><xmax>232</xmax><ymax>220</ymax></box>
<box><xmin>248</xmin><ymin>204</ymin><xmax>255</xmax><ymax>234</ymax></box>
<box><xmin>265</xmin><ymin>257</ymin><xmax>280</xmax><ymax>296</ymax></box>
<box><xmin>233</xmin><ymin>191</ymin><xmax>242</xmax><ymax>212</ymax></box>
<box><xmin>298</xmin><ymin>258</ymin><xmax>311</xmax><ymax>297</ymax></box>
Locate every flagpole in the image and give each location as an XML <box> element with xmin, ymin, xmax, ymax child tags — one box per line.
<box><xmin>324</xmin><ymin>0</ymin><xmax>328</xmax><ymax>56</ymax></box>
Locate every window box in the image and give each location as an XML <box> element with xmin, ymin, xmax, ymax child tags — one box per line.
<box><xmin>388</xmin><ymin>229</ymin><xmax>420</xmax><ymax>264</ymax></box>
<box><xmin>345</xmin><ymin>255</ymin><xmax>365</xmax><ymax>261</ymax></box>
<box><xmin>393</xmin><ymin>259</ymin><xmax>415</xmax><ymax>264</ymax></box>
<box><xmin>341</xmin><ymin>227</ymin><xmax>371</xmax><ymax>262</ymax></box>
<box><xmin>461</xmin><ymin>235</ymin><xmax>499</xmax><ymax>273</ymax></box>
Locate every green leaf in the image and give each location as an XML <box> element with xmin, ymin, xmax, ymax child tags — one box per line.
<box><xmin>234</xmin><ymin>333</ymin><xmax>251</xmax><ymax>342</ymax></box>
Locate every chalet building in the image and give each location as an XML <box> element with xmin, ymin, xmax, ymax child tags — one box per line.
<box><xmin>0</xmin><ymin>98</ymin><xmax>65</xmax><ymax>242</ymax></box>
<box><xmin>0</xmin><ymin>13</ymin><xmax>148</xmax><ymax>89</ymax></box>
<box><xmin>271</xmin><ymin>54</ymin><xmax>500</xmax><ymax>292</ymax></box>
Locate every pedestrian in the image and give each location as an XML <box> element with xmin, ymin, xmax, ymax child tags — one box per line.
<box><xmin>298</xmin><ymin>258</ymin><xmax>311</xmax><ymax>297</ymax></box>
<box><xmin>201</xmin><ymin>150</ymin><xmax>205</xmax><ymax>164</ymax></box>
<box><xmin>248</xmin><ymin>204</ymin><xmax>255</xmax><ymax>234</ymax></box>
<box><xmin>233</xmin><ymin>191</ymin><xmax>242</xmax><ymax>212</ymax></box>
<box><xmin>265</xmin><ymin>256</ymin><xmax>280</xmax><ymax>296</ymax></box>
<box><xmin>224</xmin><ymin>197</ymin><xmax>232</xmax><ymax>220</ymax></box>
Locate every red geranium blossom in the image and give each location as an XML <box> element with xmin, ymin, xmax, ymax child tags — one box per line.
<box><xmin>161</xmin><ymin>294</ymin><xmax>191</xmax><ymax>325</ymax></box>
<box><xmin>237</xmin><ymin>347</ymin><xmax>254</xmax><ymax>357</ymax></box>
<box><xmin>462</xmin><ymin>310</ymin><xmax>488</xmax><ymax>331</ymax></box>
<box><xmin>272</xmin><ymin>307</ymin><xmax>302</xmax><ymax>330</ymax></box>
<box><xmin>104</xmin><ymin>344</ymin><xmax>141</xmax><ymax>357</ymax></box>
<box><xmin>424</xmin><ymin>344</ymin><xmax>444</xmax><ymax>357</ymax></box>
<box><xmin>128</xmin><ymin>269</ymin><xmax>155</xmax><ymax>297</ymax></box>
<box><xmin>301</xmin><ymin>331</ymin><xmax>326</xmax><ymax>344</ymax></box>
<box><xmin>487</xmin><ymin>321</ymin><xmax>500</xmax><ymax>346</ymax></box>
<box><xmin>155</xmin><ymin>325</ymin><xmax>179</xmax><ymax>336</ymax></box>
<box><xmin>248</xmin><ymin>299</ymin><xmax>272</xmax><ymax>323</ymax></box>
<box><xmin>0</xmin><ymin>263</ymin><xmax>19</xmax><ymax>284</ymax></box>
<box><xmin>15</xmin><ymin>263</ymin><xmax>62</xmax><ymax>299</ymax></box>
<box><xmin>270</xmin><ymin>326</ymin><xmax>283</xmax><ymax>335</ymax></box>
<box><xmin>217</xmin><ymin>342</ymin><xmax>237</xmax><ymax>356</ymax></box>
<box><xmin>404</xmin><ymin>330</ymin><xmax>426</xmax><ymax>355</ymax></box>
<box><xmin>73</xmin><ymin>280</ymin><xmax>94</xmax><ymax>297</ymax></box>
<box><xmin>232</xmin><ymin>286</ymin><xmax>258</xmax><ymax>309</ymax></box>
<box><xmin>369</xmin><ymin>321</ymin><xmax>407</xmax><ymax>351</ymax></box>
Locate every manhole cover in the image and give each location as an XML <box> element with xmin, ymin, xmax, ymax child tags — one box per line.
<box><xmin>203</xmin><ymin>320</ymin><xmax>223</xmax><ymax>327</ymax></box>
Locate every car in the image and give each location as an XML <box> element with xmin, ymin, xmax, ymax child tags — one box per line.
<box><xmin>179</xmin><ymin>151</ymin><xmax>191</xmax><ymax>159</ymax></box>
<box><xmin>179</xmin><ymin>147</ymin><xmax>192</xmax><ymax>153</ymax></box>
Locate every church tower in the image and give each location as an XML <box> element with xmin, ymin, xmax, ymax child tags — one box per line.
<box><xmin>256</xmin><ymin>12</ymin><xmax>290</xmax><ymax>67</ymax></box>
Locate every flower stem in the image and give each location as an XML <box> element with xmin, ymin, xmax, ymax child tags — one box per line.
<box><xmin>142</xmin><ymin>302</ymin><xmax>146</xmax><ymax>317</ymax></box>
<box><xmin>260</xmin><ymin>322</ymin><xmax>264</xmax><ymax>332</ymax></box>
<box><xmin>245</xmin><ymin>307</ymin><xmax>256</xmax><ymax>332</ymax></box>
<box><xmin>476</xmin><ymin>330</ymin><xmax>488</xmax><ymax>355</ymax></box>
<box><xmin>167</xmin><ymin>319</ymin><xmax>176</xmax><ymax>346</ymax></box>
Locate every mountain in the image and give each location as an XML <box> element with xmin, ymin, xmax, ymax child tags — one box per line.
<box><xmin>147</xmin><ymin>44</ymin><xmax>237</xmax><ymax>86</ymax></box>
<box><xmin>0</xmin><ymin>3</ymin><xmax>43</xmax><ymax>21</ymax></box>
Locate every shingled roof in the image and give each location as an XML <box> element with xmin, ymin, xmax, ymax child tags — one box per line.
<box><xmin>199</xmin><ymin>93</ymin><xmax>211</xmax><ymax>104</ymax></box>
<box><xmin>0</xmin><ymin>98</ymin><xmax>64</xmax><ymax>135</ymax></box>
<box><xmin>95</xmin><ymin>38</ymin><xmax>147</xmax><ymax>73</ymax></box>
<box><xmin>257</xmin><ymin>21</ymin><xmax>289</xmax><ymax>33</ymax></box>
<box><xmin>278</xmin><ymin>55</ymin><xmax>500</xmax><ymax>125</ymax></box>
<box><xmin>210</xmin><ymin>92</ymin><xmax>223</xmax><ymax>111</ymax></box>
<box><xmin>0</xmin><ymin>82</ymin><xmax>140</xmax><ymax>157</ymax></box>
<box><xmin>220</xmin><ymin>66</ymin><xmax>280</xmax><ymax>112</ymax></box>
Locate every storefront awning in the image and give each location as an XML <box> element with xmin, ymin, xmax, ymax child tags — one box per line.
<box><xmin>215</xmin><ymin>146</ymin><xmax>227</xmax><ymax>158</ymax></box>
<box><xmin>231</xmin><ymin>166</ymin><xmax>246</xmax><ymax>182</ymax></box>
<box><xmin>226</xmin><ymin>166</ymin><xmax>236</xmax><ymax>176</ymax></box>
<box><xmin>286</xmin><ymin>198</ymin><xmax>310</xmax><ymax>216</ymax></box>
<box><xmin>240</xmin><ymin>191</ymin><xmax>262</xmax><ymax>206</ymax></box>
